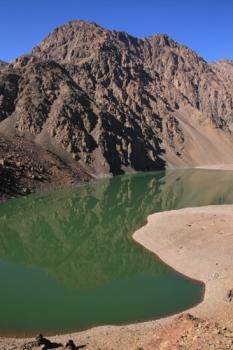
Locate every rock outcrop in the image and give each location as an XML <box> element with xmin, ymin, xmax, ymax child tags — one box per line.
<box><xmin>0</xmin><ymin>132</ymin><xmax>89</xmax><ymax>201</ymax></box>
<box><xmin>211</xmin><ymin>60</ymin><xmax>233</xmax><ymax>131</ymax></box>
<box><xmin>1</xmin><ymin>20</ymin><xmax>233</xmax><ymax>180</ymax></box>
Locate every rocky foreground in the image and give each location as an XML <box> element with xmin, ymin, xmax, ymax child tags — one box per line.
<box><xmin>2</xmin><ymin>314</ymin><xmax>233</xmax><ymax>349</ymax></box>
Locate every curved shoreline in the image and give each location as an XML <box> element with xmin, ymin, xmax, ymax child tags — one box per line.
<box><xmin>2</xmin><ymin>198</ymin><xmax>233</xmax><ymax>348</ymax></box>
<box><xmin>133</xmin><ymin>205</ymin><xmax>233</xmax><ymax>324</ymax></box>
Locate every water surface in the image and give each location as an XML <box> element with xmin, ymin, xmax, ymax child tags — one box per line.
<box><xmin>0</xmin><ymin>169</ymin><xmax>233</xmax><ymax>335</ymax></box>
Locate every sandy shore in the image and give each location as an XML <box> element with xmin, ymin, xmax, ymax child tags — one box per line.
<box><xmin>2</xmin><ymin>204</ymin><xmax>233</xmax><ymax>349</ymax></box>
<box><xmin>133</xmin><ymin>205</ymin><xmax>233</xmax><ymax>324</ymax></box>
<box><xmin>195</xmin><ymin>163</ymin><xmax>233</xmax><ymax>170</ymax></box>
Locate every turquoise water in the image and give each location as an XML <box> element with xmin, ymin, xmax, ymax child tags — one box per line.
<box><xmin>0</xmin><ymin>169</ymin><xmax>233</xmax><ymax>335</ymax></box>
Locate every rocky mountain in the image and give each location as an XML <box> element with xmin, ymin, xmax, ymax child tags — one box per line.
<box><xmin>0</xmin><ymin>132</ymin><xmax>89</xmax><ymax>201</ymax></box>
<box><xmin>211</xmin><ymin>60</ymin><xmax>233</xmax><ymax>131</ymax></box>
<box><xmin>1</xmin><ymin>20</ymin><xmax>233</xmax><ymax>184</ymax></box>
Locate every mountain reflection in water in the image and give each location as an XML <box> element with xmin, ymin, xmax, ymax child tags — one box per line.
<box><xmin>0</xmin><ymin>169</ymin><xmax>232</xmax><ymax>334</ymax></box>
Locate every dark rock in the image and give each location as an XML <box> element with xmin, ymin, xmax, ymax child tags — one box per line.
<box><xmin>65</xmin><ymin>339</ymin><xmax>77</xmax><ymax>349</ymax></box>
<box><xmin>225</xmin><ymin>289</ymin><xmax>233</xmax><ymax>302</ymax></box>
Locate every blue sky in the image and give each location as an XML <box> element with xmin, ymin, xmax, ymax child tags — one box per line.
<box><xmin>1</xmin><ymin>0</ymin><xmax>233</xmax><ymax>62</ymax></box>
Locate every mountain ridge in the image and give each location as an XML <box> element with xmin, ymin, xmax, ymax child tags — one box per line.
<box><xmin>1</xmin><ymin>19</ymin><xmax>233</xmax><ymax>191</ymax></box>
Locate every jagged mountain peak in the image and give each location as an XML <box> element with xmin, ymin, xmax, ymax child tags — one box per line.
<box><xmin>30</xmin><ymin>20</ymin><xmax>207</xmax><ymax>70</ymax></box>
<box><xmin>33</xmin><ymin>21</ymin><xmax>187</xmax><ymax>62</ymax></box>
<box><xmin>41</xmin><ymin>19</ymin><xmax>108</xmax><ymax>39</ymax></box>
<box><xmin>54</xmin><ymin>19</ymin><xmax>106</xmax><ymax>32</ymax></box>
<box><xmin>1</xmin><ymin>20</ymin><xmax>233</xmax><ymax>177</ymax></box>
<box><xmin>145</xmin><ymin>33</ymin><xmax>207</xmax><ymax>65</ymax></box>
<box><xmin>146</xmin><ymin>33</ymin><xmax>177</xmax><ymax>47</ymax></box>
<box><xmin>31</xmin><ymin>19</ymin><xmax>112</xmax><ymax>63</ymax></box>
<box><xmin>31</xmin><ymin>19</ymin><xmax>145</xmax><ymax>65</ymax></box>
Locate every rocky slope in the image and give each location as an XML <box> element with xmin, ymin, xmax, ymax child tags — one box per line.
<box><xmin>1</xmin><ymin>20</ymin><xmax>233</xmax><ymax>182</ymax></box>
<box><xmin>211</xmin><ymin>60</ymin><xmax>233</xmax><ymax>131</ymax></box>
<box><xmin>0</xmin><ymin>132</ymin><xmax>89</xmax><ymax>201</ymax></box>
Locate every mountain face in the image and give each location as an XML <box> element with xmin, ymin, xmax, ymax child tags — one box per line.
<box><xmin>1</xmin><ymin>20</ymin><xmax>233</xmax><ymax>178</ymax></box>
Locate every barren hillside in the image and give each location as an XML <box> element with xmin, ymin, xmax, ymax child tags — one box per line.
<box><xmin>1</xmin><ymin>20</ymin><xmax>233</xmax><ymax>184</ymax></box>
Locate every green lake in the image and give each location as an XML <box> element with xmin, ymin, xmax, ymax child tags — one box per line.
<box><xmin>0</xmin><ymin>169</ymin><xmax>233</xmax><ymax>336</ymax></box>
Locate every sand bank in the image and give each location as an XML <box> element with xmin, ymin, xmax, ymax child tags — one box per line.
<box><xmin>195</xmin><ymin>163</ymin><xmax>233</xmax><ymax>170</ymax></box>
<box><xmin>133</xmin><ymin>205</ymin><xmax>233</xmax><ymax>324</ymax></box>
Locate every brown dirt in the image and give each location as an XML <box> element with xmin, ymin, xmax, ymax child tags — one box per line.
<box><xmin>0</xmin><ymin>132</ymin><xmax>90</xmax><ymax>202</ymax></box>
